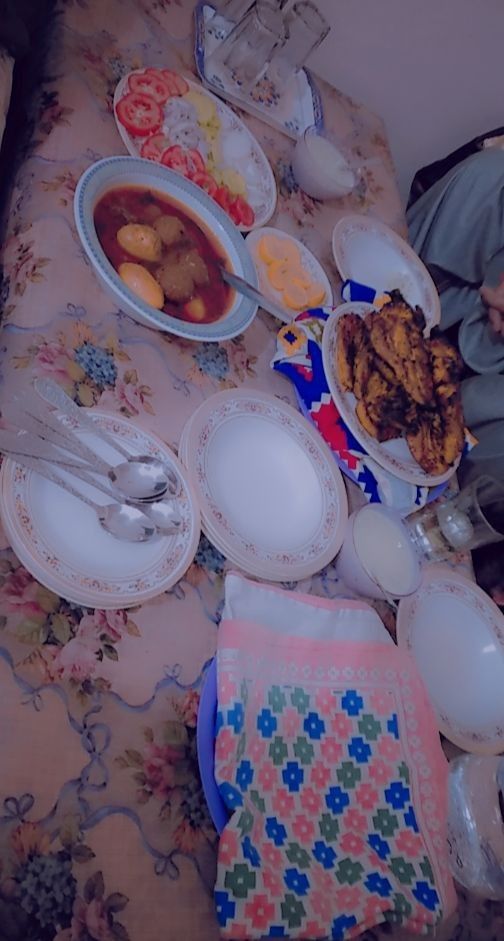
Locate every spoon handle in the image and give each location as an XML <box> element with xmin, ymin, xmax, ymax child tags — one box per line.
<box><xmin>0</xmin><ymin>428</ymin><xmax>93</xmax><ymax>470</ymax></box>
<box><xmin>0</xmin><ymin>437</ymin><xmax>121</xmax><ymax>503</ymax></box>
<box><xmin>5</xmin><ymin>450</ymin><xmax>100</xmax><ymax>513</ymax></box>
<box><xmin>35</xmin><ymin>379</ymin><xmax>132</xmax><ymax>461</ymax></box>
<box><xmin>7</xmin><ymin>393</ymin><xmax>114</xmax><ymax>477</ymax></box>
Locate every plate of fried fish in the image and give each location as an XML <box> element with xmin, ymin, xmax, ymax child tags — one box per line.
<box><xmin>322</xmin><ymin>293</ymin><xmax>465</xmax><ymax>486</ymax></box>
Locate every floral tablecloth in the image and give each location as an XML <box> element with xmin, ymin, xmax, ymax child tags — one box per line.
<box><xmin>0</xmin><ymin>2</ymin><xmax>501</xmax><ymax>940</ymax></box>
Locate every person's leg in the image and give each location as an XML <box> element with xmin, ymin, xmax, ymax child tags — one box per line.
<box><xmin>459</xmin><ymin>374</ymin><xmax>504</xmax><ymax>486</ymax></box>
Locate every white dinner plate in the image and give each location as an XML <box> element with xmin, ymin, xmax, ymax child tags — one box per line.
<box><xmin>397</xmin><ymin>565</ymin><xmax>504</xmax><ymax>754</ymax></box>
<box><xmin>332</xmin><ymin>214</ymin><xmax>441</xmax><ymax>330</ymax></box>
<box><xmin>245</xmin><ymin>227</ymin><xmax>333</xmax><ymax>320</ymax></box>
<box><xmin>114</xmin><ymin>70</ymin><xmax>277</xmax><ymax>232</ymax></box>
<box><xmin>322</xmin><ymin>302</ymin><xmax>460</xmax><ymax>487</ymax></box>
<box><xmin>0</xmin><ymin>411</ymin><xmax>201</xmax><ymax>609</ymax></box>
<box><xmin>179</xmin><ymin>390</ymin><xmax>348</xmax><ymax>581</ymax></box>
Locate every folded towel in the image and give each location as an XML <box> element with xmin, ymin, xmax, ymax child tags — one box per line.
<box><xmin>214</xmin><ymin>574</ymin><xmax>456</xmax><ymax>939</ymax></box>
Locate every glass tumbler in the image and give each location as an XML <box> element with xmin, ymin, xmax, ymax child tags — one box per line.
<box><xmin>407</xmin><ymin>475</ymin><xmax>504</xmax><ymax>562</ymax></box>
<box><xmin>208</xmin><ymin>0</ymin><xmax>286</xmax><ymax>91</ymax></box>
<box><xmin>267</xmin><ymin>0</ymin><xmax>330</xmax><ymax>90</ymax></box>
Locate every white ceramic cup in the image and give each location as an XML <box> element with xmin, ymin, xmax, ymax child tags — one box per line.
<box><xmin>335</xmin><ymin>504</ymin><xmax>422</xmax><ymax>600</ymax></box>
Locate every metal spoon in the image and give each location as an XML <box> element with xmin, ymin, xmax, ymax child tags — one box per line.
<box><xmin>9</xmin><ymin>451</ymin><xmax>156</xmax><ymax>543</ymax></box>
<box><xmin>219</xmin><ymin>268</ymin><xmax>293</xmax><ymax>325</ymax></box>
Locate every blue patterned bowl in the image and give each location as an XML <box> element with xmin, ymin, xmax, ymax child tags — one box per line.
<box><xmin>74</xmin><ymin>156</ymin><xmax>258</xmax><ymax>343</ymax></box>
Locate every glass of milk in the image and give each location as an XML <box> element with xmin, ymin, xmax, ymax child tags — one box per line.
<box><xmin>335</xmin><ymin>504</ymin><xmax>422</xmax><ymax>600</ymax></box>
<box><xmin>291</xmin><ymin>126</ymin><xmax>357</xmax><ymax>200</ymax></box>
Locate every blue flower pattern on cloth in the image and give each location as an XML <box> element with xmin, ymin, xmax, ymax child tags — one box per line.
<box><xmin>348</xmin><ymin>736</ymin><xmax>372</xmax><ymax>764</ymax></box>
<box><xmin>313</xmin><ymin>841</ymin><xmax>337</xmax><ymax>869</ymax></box>
<box><xmin>282</xmin><ymin>762</ymin><xmax>304</xmax><ymax>793</ymax></box>
<box><xmin>303</xmin><ymin>712</ymin><xmax>326</xmax><ymax>740</ymax></box>
<box><xmin>257</xmin><ymin>708</ymin><xmax>278</xmax><ymax>738</ymax></box>
<box><xmin>341</xmin><ymin>690</ymin><xmax>364</xmax><ymax>716</ymax></box>
<box><xmin>242</xmin><ymin>836</ymin><xmax>261</xmax><ymax>868</ymax></box>
<box><xmin>365</xmin><ymin>872</ymin><xmax>393</xmax><ymax>897</ymax></box>
<box><xmin>368</xmin><ymin>834</ymin><xmax>391</xmax><ymax>859</ymax></box>
<box><xmin>325</xmin><ymin>786</ymin><xmax>350</xmax><ymax>815</ymax></box>
<box><xmin>387</xmin><ymin>713</ymin><xmax>400</xmax><ymax>739</ymax></box>
<box><xmin>385</xmin><ymin>781</ymin><xmax>411</xmax><ymax>810</ymax></box>
<box><xmin>284</xmin><ymin>868</ymin><xmax>310</xmax><ymax>896</ymax></box>
<box><xmin>266</xmin><ymin>817</ymin><xmax>287</xmax><ymax>847</ymax></box>
<box><xmin>236</xmin><ymin>759</ymin><xmax>254</xmax><ymax>792</ymax></box>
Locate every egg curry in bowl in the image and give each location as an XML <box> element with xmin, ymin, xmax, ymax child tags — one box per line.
<box><xmin>94</xmin><ymin>186</ymin><xmax>232</xmax><ymax>324</ymax></box>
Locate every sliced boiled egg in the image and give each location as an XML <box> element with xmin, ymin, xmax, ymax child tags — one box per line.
<box><xmin>117</xmin><ymin>224</ymin><xmax>162</xmax><ymax>262</ymax></box>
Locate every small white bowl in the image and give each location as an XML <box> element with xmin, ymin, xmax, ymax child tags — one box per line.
<box><xmin>335</xmin><ymin>504</ymin><xmax>421</xmax><ymax>600</ymax></box>
<box><xmin>74</xmin><ymin>156</ymin><xmax>259</xmax><ymax>343</ymax></box>
<box><xmin>292</xmin><ymin>127</ymin><xmax>357</xmax><ymax>201</ymax></box>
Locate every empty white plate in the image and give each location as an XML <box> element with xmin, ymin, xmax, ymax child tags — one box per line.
<box><xmin>332</xmin><ymin>214</ymin><xmax>440</xmax><ymax>330</ymax></box>
<box><xmin>180</xmin><ymin>389</ymin><xmax>348</xmax><ymax>580</ymax></box>
<box><xmin>397</xmin><ymin>565</ymin><xmax>504</xmax><ymax>753</ymax></box>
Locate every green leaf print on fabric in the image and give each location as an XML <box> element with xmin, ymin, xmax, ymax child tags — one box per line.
<box><xmin>224</xmin><ymin>863</ymin><xmax>257</xmax><ymax>899</ymax></box>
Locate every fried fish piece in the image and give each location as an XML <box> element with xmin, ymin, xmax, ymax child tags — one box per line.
<box><xmin>440</xmin><ymin>396</ymin><xmax>465</xmax><ymax>466</ymax></box>
<box><xmin>368</xmin><ymin>298</ymin><xmax>434</xmax><ymax>406</ymax></box>
<box><xmin>355</xmin><ymin>400</ymin><xmax>397</xmax><ymax>442</ymax></box>
<box><xmin>429</xmin><ymin>335</ymin><xmax>463</xmax><ymax>393</ymax></box>
<box><xmin>336</xmin><ymin>314</ymin><xmax>370</xmax><ymax>393</ymax></box>
<box><xmin>406</xmin><ymin>410</ymin><xmax>450</xmax><ymax>475</ymax></box>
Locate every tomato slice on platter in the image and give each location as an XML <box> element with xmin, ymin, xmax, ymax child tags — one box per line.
<box><xmin>140</xmin><ymin>133</ymin><xmax>170</xmax><ymax>161</ymax></box>
<box><xmin>215</xmin><ymin>185</ymin><xmax>232</xmax><ymax>214</ymax></box>
<box><xmin>128</xmin><ymin>71</ymin><xmax>171</xmax><ymax>104</ymax></box>
<box><xmin>160</xmin><ymin>145</ymin><xmax>207</xmax><ymax>180</ymax></box>
<box><xmin>116</xmin><ymin>92</ymin><xmax>162</xmax><ymax>137</ymax></box>
<box><xmin>230</xmin><ymin>195</ymin><xmax>255</xmax><ymax>228</ymax></box>
<box><xmin>162</xmin><ymin>69</ymin><xmax>189</xmax><ymax>96</ymax></box>
<box><xmin>192</xmin><ymin>169</ymin><xmax>218</xmax><ymax>198</ymax></box>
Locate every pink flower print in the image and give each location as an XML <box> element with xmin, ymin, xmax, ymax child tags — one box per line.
<box><xmin>378</xmin><ymin>734</ymin><xmax>401</xmax><ymax>762</ymax></box>
<box><xmin>281</xmin><ymin>707</ymin><xmax>301</xmax><ymax>738</ymax></box>
<box><xmin>336</xmin><ymin>886</ymin><xmax>362</xmax><ymax>911</ymax></box>
<box><xmin>258</xmin><ymin>761</ymin><xmax>277</xmax><ymax>792</ymax></box>
<box><xmin>315</xmin><ymin>687</ymin><xmax>336</xmax><ymax>716</ymax></box>
<box><xmin>312</xmin><ymin>890</ymin><xmax>333</xmax><ymax>922</ymax></box>
<box><xmin>310</xmin><ymin>761</ymin><xmax>331</xmax><ymax>789</ymax></box>
<box><xmin>244</xmin><ymin>894</ymin><xmax>275</xmax><ymax>932</ymax></box>
<box><xmin>406</xmin><ymin>907</ymin><xmax>432</xmax><ymax>932</ymax></box>
<box><xmin>34</xmin><ymin>339</ymin><xmax>72</xmax><ymax>382</ymax></box>
<box><xmin>292</xmin><ymin>814</ymin><xmax>315</xmax><ymax>843</ymax></box>
<box><xmin>54</xmin><ymin>637</ymin><xmax>97</xmax><ymax>682</ymax></box>
<box><xmin>218</xmin><ymin>672</ymin><xmax>237</xmax><ymax>706</ymax></box>
<box><xmin>370</xmin><ymin>689</ymin><xmax>394</xmax><ymax>716</ymax></box>
<box><xmin>0</xmin><ymin>565</ymin><xmax>42</xmax><ymax>616</ymax></box>
<box><xmin>321</xmin><ymin>737</ymin><xmax>343</xmax><ymax>764</ymax></box>
<box><xmin>93</xmin><ymin>608</ymin><xmax>128</xmax><ymax>642</ymax></box>
<box><xmin>228</xmin><ymin>924</ymin><xmax>249</xmax><ymax>940</ymax></box>
<box><xmin>312</xmin><ymin>866</ymin><xmax>333</xmax><ymax>894</ymax></box>
<box><xmin>331</xmin><ymin>712</ymin><xmax>353</xmax><ymax>739</ymax></box>
<box><xmin>261</xmin><ymin>843</ymin><xmax>282</xmax><ymax>869</ymax></box>
<box><xmin>272</xmin><ymin>787</ymin><xmax>295</xmax><ymax>818</ymax></box>
<box><xmin>300</xmin><ymin>786</ymin><xmax>322</xmax><ymax>816</ymax></box>
<box><xmin>300</xmin><ymin>922</ymin><xmax>327</xmax><ymax>940</ymax></box>
<box><xmin>248</xmin><ymin>734</ymin><xmax>266</xmax><ymax>763</ymax></box>
<box><xmin>369</xmin><ymin>758</ymin><xmax>391</xmax><ymax>786</ymax></box>
<box><xmin>108</xmin><ymin>378</ymin><xmax>146</xmax><ymax>417</ymax></box>
<box><xmin>367</xmin><ymin>848</ymin><xmax>390</xmax><ymax>875</ymax></box>
<box><xmin>396</xmin><ymin>829</ymin><xmax>424</xmax><ymax>858</ymax></box>
<box><xmin>143</xmin><ymin>743</ymin><xmax>183</xmax><ymax>798</ymax></box>
<box><xmin>71</xmin><ymin>896</ymin><xmax>112</xmax><ymax>941</ymax></box>
<box><xmin>340</xmin><ymin>831</ymin><xmax>365</xmax><ymax>856</ymax></box>
<box><xmin>262</xmin><ymin>868</ymin><xmax>283</xmax><ymax>898</ymax></box>
<box><xmin>178</xmin><ymin>690</ymin><xmax>199</xmax><ymax>728</ymax></box>
<box><xmin>355</xmin><ymin>782</ymin><xmax>379</xmax><ymax>810</ymax></box>
<box><xmin>218</xmin><ymin>828</ymin><xmax>239</xmax><ymax>866</ymax></box>
<box><xmin>216</xmin><ymin>728</ymin><xmax>235</xmax><ymax>763</ymax></box>
<box><xmin>342</xmin><ymin>808</ymin><xmax>367</xmax><ymax>833</ymax></box>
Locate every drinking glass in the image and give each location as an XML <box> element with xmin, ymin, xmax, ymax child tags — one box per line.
<box><xmin>407</xmin><ymin>475</ymin><xmax>504</xmax><ymax>562</ymax></box>
<box><xmin>208</xmin><ymin>0</ymin><xmax>286</xmax><ymax>91</ymax></box>
<box><xmin>210</xmin><ymin>0</ymin><xmax>256</xmax><ymax>25</ymax></box>
<box><xmin>267</xmin><ymin>0</ymin><xmax>330</xmax><ymax>90</ymax></box>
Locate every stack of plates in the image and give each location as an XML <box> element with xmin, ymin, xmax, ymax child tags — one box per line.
<box><xmin>0</xmin><ymin>411</ymin><xmax>201</xmax><ymax>609</ymax></box>
<box><xmin>179</xmin><ymin>389</ymin><xmax>348</xmax><ymax>581</ymax></box>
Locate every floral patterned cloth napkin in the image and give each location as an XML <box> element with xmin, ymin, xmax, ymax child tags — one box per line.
<box><xmin>214</xmin><ymin>575</ymin><xmax>456</xmax><ymax>940</ymax></box>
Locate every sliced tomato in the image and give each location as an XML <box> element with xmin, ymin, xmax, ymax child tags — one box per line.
<box><xmin>162</xmin><ymin>69</ymin><xmax>189</xmax><ymax>96</ymax></box>
<box><xmin>192</xmin><ymin>170</ymin><xmax>218</xmax><ymax>198</ymax></box>
<box><xmin>116</xmin><ymin>92</ymin><xmax>162</xmax><ymax>137</ymax></box>
<box><xmin>215</xmin><ymin>185</ymin><xmax>232</xmax><ymax>213</ymax></box>
<box><xmin>187</xmin><ymin>148</ymin><xmax>205</xmax><ymax>174</ymax></box>
<box><xmin>128</xmin><ymin>71</ymin><xmax>171</xmax><ymax>104</ymax></box>
<box><xmin>140</xmin><ymin>133</ymin><xmax>170</xmax><ymax>161</ymax></box>
<box><xmin>160</xmin><ymin>144</ymin><xmax>192</xmax><ymax>176</ymax></box>
<box><xmin>231</xmin><ymin>195</ymin><xmax>255</xmax><ymax>228</ymax></box>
